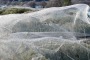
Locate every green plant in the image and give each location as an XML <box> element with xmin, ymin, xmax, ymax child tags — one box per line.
<box><xmin>0</xmin><ymin>8</ymin><xmax>33</xmax><ymax>15</ymax></box>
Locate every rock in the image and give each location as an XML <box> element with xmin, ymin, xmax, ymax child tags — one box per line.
<box><xmin>0</xmin><ymin>4</ymin><xmax>89</xmax><ymax>60</ymax></box>
<box><xmin>0</xmin><ymin>4</ymin><xmax>89</xmax><ymax>37</ymax></box>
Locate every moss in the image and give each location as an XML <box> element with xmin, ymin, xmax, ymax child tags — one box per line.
<box><xmin>0</xmin><ymin>8</ymin><xmax>33</xmax><ymax>15</ymax></box>
<box><xmin>63</xmin><ymin>0</ymin><xmax>71</xmax><ymax>6</ymax></box>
